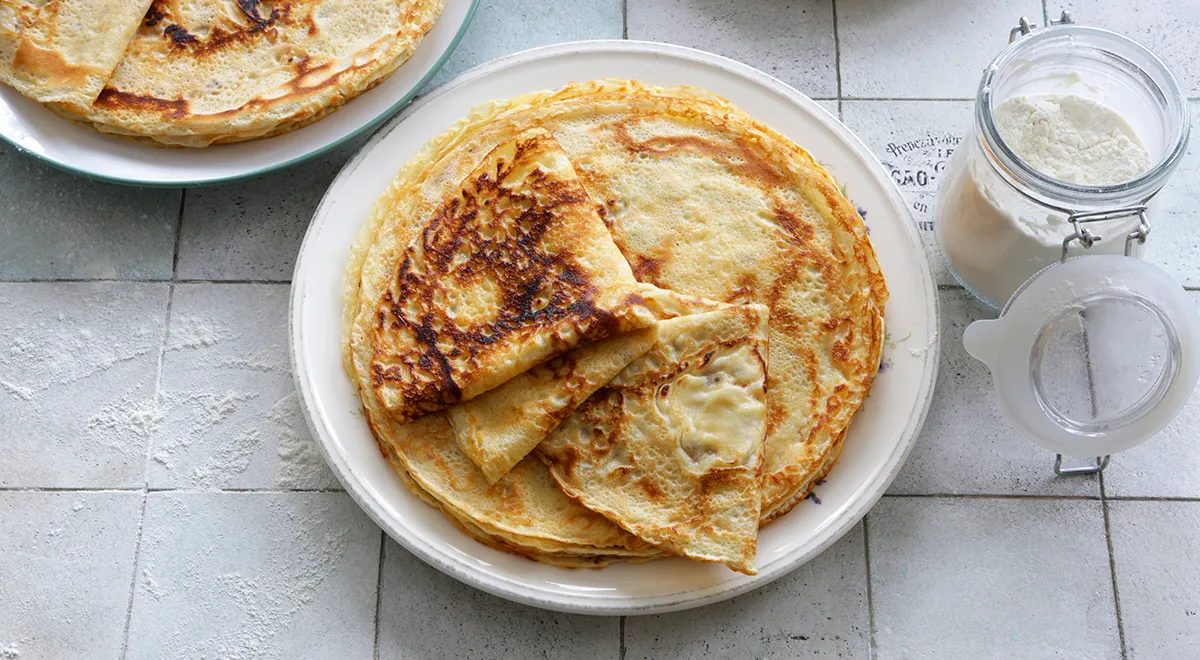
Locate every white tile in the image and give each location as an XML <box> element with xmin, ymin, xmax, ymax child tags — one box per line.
<box><xmin>0</xmin><ymin>147</ymin><xmax>179</xmax><ymax>280</ymax></box>
<box><xmin>888</xmin><ymin>290</ymin><xmax>1101</xmax><ymax>496</ymax></box>
<box><xmin>624</xmin><ymin>524</ymin><xmax>868</xmax><ymax>659</ymax></box>
<box><xmin>839</xmin><ymin>0</ymin><xmax>1041</xmax><ymax>99</ymax></box>
<box><xmin>1108</xmin><ymin>501</ymin><xmax>1200</xmax><ymax>660</ymax></box>
<box><xmin>1089</xmin><ymin>291</ymin><xmax>1200</xmax><ymax>498</ymax></box>
<box><xmin>175</xmin><ymin>142</ymin><xmax>362</xmax><ymax>282</ymax></box>
<box><xmin>0</xmin><ymin>283</ymin><xmax>168</xmax><ymax>488</ymax></box>
<box><xmin>1058</xmin><ymin>0</ymin><xmax>1200</xmax><ymax>96</ymax></box>
<box><xmin>148</xmin><ymin>284</ymin><xmax>337</xmax><ymax>490</ymax></box>
<box><xmin>377</xmin><ymin>539</ymin><xmax>619</xmax><ymax>660</ymax></box>
<box><xmin>1104</xmin><ymin>385</ymin><xmax>1200</xmax><ymax>498</ymax></box>
<box><xmin>1144</xmin><ymin>102</ymin><xmax>1200</xmax><ymax>288</ymax></box>
<box><xmin>125</xmin><ymin>492</ymin><xmax>379</xmax><ymax>660</ymax></box>
<box><xmin>428</xmin><ymin>0</ymin><xmax>622</xmax><ymax>88</ymax></box>
<box><xmin>868</xmin><ymin>497</ymin><xmax>1119</xmax><ymax>660</ymax></box>
<box><xmin>0</xmin><ymin>492</ymin><xmax>141</xmax><ymax>660</ymax></box>
<box><xmin>628</xmin><ymin>0</ymin><xmax>837</xmax><ymax>97</ymax></box>
<box><xmin>841</xmin><ymin>100</ymin><xmax>973</xmax><ymax>287</ymax></box>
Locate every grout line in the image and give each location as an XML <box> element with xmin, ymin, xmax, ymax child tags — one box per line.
<box><xmin>842</xmin><ymin>96</ymin><xmax>974</xmax><ymax>102</ymax></box>
<box><xmin>862</xmin><ymin>517</ymin><xmax>877</xmax><ymax>660</ymax></box>
<box><xmin>118</xmin><ymin>282</ymin><xmax>175</xmax><ymax>660</ymax></box>
<box><xmin>883</xmin><ymin>492</ymin><xmax>1100</xmax><ymax>500</ymax></box>
<box><xmin>832</xmin><ymin>0</ymin><xmax>842</xmax><ymax>118</ymax></box>
<box><xmin>0</xmin><ymin>486</ymin><xmax>144</xmax><ymax>492</ymax></box>
<box><xmin>170</xmin><ymin>189</ymin><xmax>186</xmax><ymax>281</ymax></box>
<box><xmin>373</xmin><ymin>531</ymin><xmax>386</xmax><ymax>660</ymax></box>
<box><xmin>622</xmin><ymin>0</ymin><xmax>628</xmax><ymax>39</ymax></box>
<box><xmin>619</xmin><ymin>615</ymin><xmax>627</xmax><ymax>660</ymax></box>
<box><xmin>145</xmin><ymin>487</ymin><xmax>348</xmax><ymax>493</ymax></box>
<box><xmin>117</xmin><ymin>492</ymin><xmax>149</xmax><ymax>660</ymax></box>
<box><xmin>0</xmin><ymin>486</ymin><xmax>347</xmax><ymax>494</ymax></box>
<box><xmin>1108</xmin><ymin>495</ymin><xmax>1200</xmax><ymax>502</ymax></box>
<box><xmin>0</xmin><ymin>278</ymin><xmax>291</xmax><ymax>285</ymax></box>
<box><xmin>1100</xmin><ymin>473</ymin><xmax>1129</xmax><ymax>660</ymax></box>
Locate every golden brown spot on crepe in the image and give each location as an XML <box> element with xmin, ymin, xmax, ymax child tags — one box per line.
<box><xmin>11</xmin><ymin>42</ymin><xmax>90</xmax><ymax>88</ymax></box>
<box><xmin>608</xmin><ymin>120</ymin><xmax>788</xmax><ymax>189</ymax></box>
<box><xmin>374</xmin><ymin>134</ymin><xmax>628</xmax><ymax>416</ymax></box>
<box><xmin>94</xmin><ymin>89</ymin><xmax>191</xmax><ymax>119</ymax></box>
<box><xmin>636</xmin><ymin>477</ymin><xmax>664</xmax><ymax>501</ymax></box>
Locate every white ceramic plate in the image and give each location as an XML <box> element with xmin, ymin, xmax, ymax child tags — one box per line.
<box><xmin>0</xmin><ymin>0</ymin><xmax>478</xmax><ymax>187</ymax></box>
<box><xmin>291</xmin><ymin>41</ymin><xmax>940</xmax><ymax>615</ymax></box>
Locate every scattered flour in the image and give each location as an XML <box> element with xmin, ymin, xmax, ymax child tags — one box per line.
<box><xmin>0</xmin><ymin>378</ymin><xmax>34</xmax><ymax>401</ymax></box>
<box><xmin>150</xmin><ymin>390</ymin><xmax>257</xmax><ymax>470</ymax></box>
<box><xmin>269</xmin><ymin>393</ymin><xmax>329</xmax><ymax>488</ymax></box>
<box><xmin>192</xmin><ymin>429</ymin><xmax>262</xmax><ymax>489</ymax></box>
<box><xmin>142</xmin><ymin>498</ymin><xmax>351</xmax><ymax>660</ymax></box>
<box><xmin>85</xmin><ymin>395</ymin><xmax>167</xmax><ymax>453</ymax></box>
<box><xmin>142</xmin><ymin>567</ymin><xmax>168</xmax><ymax>601</ymax></box>
<box><xmin>166</xmin><ymin>316</ymin><xmax>232</xmax><ymax>352</ymax></box>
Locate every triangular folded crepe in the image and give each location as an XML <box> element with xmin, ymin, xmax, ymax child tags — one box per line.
<box><xmin>539</xmin><ymin>302</ymin><xmax>770</xmax><ymax>574</ymax></box>
<box><xmin>0</xmin><ymin>0</ymin><xmax>153</xmax><ymax>109</ymax></box>
<box><xmin>448</xmin><ymin>284</ymin><xmax>734</xmax><ymax>484</ymax></box>
<box><xmin>370</xmin><ymin>129</ymin><xmax>655</xmax><ymax>422</ymax></box>
<box><xmin>448</xmin><ymin>327</ymin><xmax>659</xmax><ymax>484</ymax></box>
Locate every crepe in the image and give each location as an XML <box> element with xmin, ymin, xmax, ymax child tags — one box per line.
<box><xmin>447</xmin><ymin>327</ymin><xmax>659</xmax><ymax>484</ymax></box>
<box><xmin>342</xmin><ymin>80</ymin><xmax>886</xmax><ymax>570</ymax></box>
<box><xmin>539</xmin><ymin>304</ymin><xmax>770</xmax><ymax>575</ymax></box>
<box><xmin>370</xmin><ymin>128</ymin><xmax>655</xmax><ymax>423</ymax></box>
<box><xmin>347</xmin><ymin>80</ymin><xmax>887</xmax><ymax>523</ymax></box>
<box><xmin>447</xmin><ymin>284</ymin><xmax>731</xmax><ymax>484</ymax></box>
<box><xmin>52</xmin><ymin>0</ymin><xmax>444</xmax><ymax>146</ymax></box>
<box><xmin>0</xmin><ymin>0</ymin><xmax>153</xmax><ymax>109</ymax></box>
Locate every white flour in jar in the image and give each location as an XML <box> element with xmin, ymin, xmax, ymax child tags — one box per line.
<box><xmin>937</xmin><ymin>93</ymin><xmax>1150</xmax><ymax>305</ymax></box>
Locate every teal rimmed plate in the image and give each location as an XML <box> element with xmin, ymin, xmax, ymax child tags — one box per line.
<box><xmin>0</xmin><ymin>0</ymin><xmax>478</xmax><ymax>187</ymax></box>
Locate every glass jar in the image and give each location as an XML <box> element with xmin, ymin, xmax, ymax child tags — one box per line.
<box><xmin>935</xmin><ymin>18</ymin><xmax>1190</xmax><ymax>309</ymax></box>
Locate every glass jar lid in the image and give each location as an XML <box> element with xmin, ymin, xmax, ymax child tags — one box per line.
<box><xmin>963</xmin><ymin>255</ymin><xmax>1200</xmax><ymax>457</ymax></box>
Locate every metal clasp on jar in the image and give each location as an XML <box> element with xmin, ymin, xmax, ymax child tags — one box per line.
<box><xmin>1061</xmin><ymin>206</ymin><xmax>1151</xmax><ymax>260</ymax></box>
<box><xmin>1009</xmin><ymin>10</ymin><xmax>1074</xmax><ymax>43</ymax></box>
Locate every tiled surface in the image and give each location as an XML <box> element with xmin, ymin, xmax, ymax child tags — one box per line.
<box><xmin>888</xmin><ymin>289</ymin><xmax>1099</xmax><ymax>496</ymax></box>
<box><xmin>841</xmin><ymin>100</ymin><xmax>971</xmax><ymax>287</ymax></box>
<box><xmin>627</xmin><ymin>0</ymin><xmax>837</xmax><ymax>97</ymax></box>
<box><xmin>0</xmin><ymin>492</ymin><xmax>141</xmax><ymax>660</ymax></box>
<box><xmin>0</xmin><ymin>283</ymin><xmax>169</xmax><ymax>488</ymax></box>
<box><xmin>1058</xmin><ymin>0</ymin><xmax>1200</xmax><ymax>97</ymax></box>
<box><xmin>125</xmin><ymin>493</ymin><xmax>379</xmax><ymax>660</ymax></box>
<box><xmin>2</xmin><ymin>1</ymin><xmax>1197</xmax><ymax>659</ymax></box>
<box><xmin>624</xmin><ymin>524</ymin><xmax>868</xmax><ymax>659</ymax></box>
<box><xmin>1108</xmin><ymin>501</ymin><xmax>1200</xmax><ymax>659</ymax></box>
<box><xmin>377</xmin><ymin>539</ymin><xmax>620</xmax><ymax>660</ymax></box>
<box><xmin>0</xmin><ymin>145</ymin><xmax>180</xmax><ymax>280</ymax></box>
<box><xmin>838</xmin><ymin>0</ymin><xmax>1042</xmax><ymax>99</ymax></box>
<box><xmin>868</xmin><ymin>498</ymin><xmax>1120</xmax><ymax>660</ymax></box>
<box><xmin>429</xmin><ymin>0</ymin><xmax>623</xmax><ymax>87</ymax></box>
<box><xmin>175</xmin><ymin>142</ymin><xmax>363</xmax><ymax>282</ymax></box>
<box><xmin>149</xmin><ymin>284</ymin><xmax>337</xmax><ymax>490</ymax></box>
<box><xmin>1144</xmin><ymin>102</ymin><xmax>1200</xmax><ymax>288</ymax></box>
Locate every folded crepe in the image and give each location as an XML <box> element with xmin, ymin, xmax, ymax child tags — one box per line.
<box><xmin>448</xmin><ymin>285</ymin><xmax>737</xmax><ymax>484</ymax></box>
<box><xmin>0</xmin><ymin>0</ymin><xmax>153</xmax><ymax>109</ymax></box>
<box><xmin>370</xmin><ymin>129</ymin><xmax>655</xmax><ymax>423</ymax></box>
<box><xmin>539</xmin><ymin>302</ymin><xmax>771</xmax><ymax>574</ymax></box>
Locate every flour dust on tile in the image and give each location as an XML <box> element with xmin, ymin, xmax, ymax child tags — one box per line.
<box><xmin>125</xmin><ymin>493</ymin><xmax>378</xmax><ymax>660</ymax></box>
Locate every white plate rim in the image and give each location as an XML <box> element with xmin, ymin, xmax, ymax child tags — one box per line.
<box><xmin>290</xmin><ymin>39</ymin><xmax>941</xmax><ymax>615</ymax></box>
<box><xmin>0</xmin><ymin>0</ymin><xmax>480</xmax><ymax>188</ymax></box>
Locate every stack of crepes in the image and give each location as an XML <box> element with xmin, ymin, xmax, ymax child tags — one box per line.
<box><xmin>342</xmin><ymin>80</ymin><xmax>888</xmax><ymax>575</ymax></box>
<box><xmin>0</xmin><ymin>0</ymin><xmax>444</xmax><ymax>146</ymax></box>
